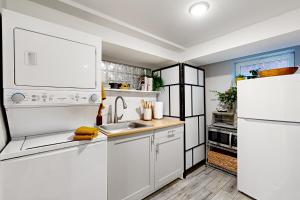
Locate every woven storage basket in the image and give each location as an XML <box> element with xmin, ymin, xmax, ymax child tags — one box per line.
<box><xmin>208</xmin><ymin>150</ymin><xmax>237</xmax><ymax>173</ymax></box>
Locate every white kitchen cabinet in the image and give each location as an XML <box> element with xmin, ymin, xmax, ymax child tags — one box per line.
<box><xmin>154</xmin><ymin>126</ymin><xmax>184</xmax><ymax>189</ymax></box>
<box><xmin>108</xmin><ymin>132</ymin><xmax>154</xmax><ymax>200</ymax></box>
<box><xmin>108</xmin><ymin>125</ymin><xmax>184</xmax><ymax>200</ymax></box>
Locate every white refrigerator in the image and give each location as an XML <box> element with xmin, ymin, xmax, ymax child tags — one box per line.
<box><xmin>237</xmin><ymin>74</ymin><xmax>300</xmax><ymax>200</ymax></box>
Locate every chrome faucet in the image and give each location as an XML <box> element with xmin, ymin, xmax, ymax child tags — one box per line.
<box><xmin>114</xmin><ymin>96</ymin><xmax>127</xmax><ymax>123</ymax></box>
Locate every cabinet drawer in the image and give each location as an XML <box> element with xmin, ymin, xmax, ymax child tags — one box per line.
<box><xmin>154</xmin><ymin>125</ymin><xmax>183</xmax><ymax>139</ymax></box>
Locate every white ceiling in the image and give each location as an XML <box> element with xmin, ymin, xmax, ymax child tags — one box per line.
<box><xmin>102</xmin><ymin>42</ymin><xmax>176</xmax><ymax>68</ymax></box>
<box><xmin>70</xmin><ymin>0</ymin><xmax>300</xmax><ymax>48</ymax></box>
<box><xmin>26</xmin><ymin>0</ymin><xmax>300</xmax><ymax>68</ymax></box>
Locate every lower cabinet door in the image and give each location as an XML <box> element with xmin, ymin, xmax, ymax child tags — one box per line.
<box><xmin>0</xmin><ymin>141</ymin><xmax>107</xmax><ymax>200</ymax></box>
<box><xmin>154</xmin><ymin>132</ymin><xmax>183</xmax><ymax>189</ymax></box>
<box><xmin>108</xmin><ymin>132</ymin><xmax>155</xmax><ymax>200</ymax></box>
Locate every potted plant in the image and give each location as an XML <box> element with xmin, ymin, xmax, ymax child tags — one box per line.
<box><xmin>249</xmin><ymin>69</ymin><xmax>260</xmax><ymax>78</ymax></box>
<box><xmin>152</xmin><ymin>74</ymin><xmax>164</xmax><ymax>91</ymax></box>
<box><xmin>213</xmin><ymin>87</ymin><xmax>237</xmax><ymax>113</ymax></box>
<box><xmin>236</xmin><ymin>74</ymin><xmax>245</xmax><ymax>81</ymax></box>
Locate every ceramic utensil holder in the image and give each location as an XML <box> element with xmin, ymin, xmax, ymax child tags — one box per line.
<box><xmin>144</xmin><ymin>108</ymin><xmax>152</xmax><ymax>121</ymax></box>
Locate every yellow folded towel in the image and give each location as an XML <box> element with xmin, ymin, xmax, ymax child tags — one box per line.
<box><xmin>75</xmin><ymin>126</ymin><xmax>99</xmax><ymax>136</ymax></box>
<box><xmin>73</xmin><ymin>126</ymin><xmax>99</xmax><ymax>141</ymax></box>
<box><xmin>73</xmin><ymin>135</ymin><xmax>95</xmax><ymax>141</ymax></box>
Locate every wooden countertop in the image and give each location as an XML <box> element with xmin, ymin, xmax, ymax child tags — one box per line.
<box><xmin>101</xmin><ymin>118</ymin><xmax>184</xmax><ymax>138</ymax></box>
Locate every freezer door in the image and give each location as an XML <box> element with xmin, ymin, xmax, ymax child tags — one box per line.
<box><xmin>238</xmin><ymin>74</ymin><xmax>300</xmax><ymax>122</ymax></box>
<box><xmin>238</xmin><ymin>118</ymin><xmax>300</xmax><ymax>200</ymax></box>
<box><xmin>0</xmin><ymin>141</ymin><xmax>107</xmax><ymax>200</ymax></box>
<box><xmin>14</xmin><ymin>28</ymin><xmax>96</xmax><ymax>89</ymax></box>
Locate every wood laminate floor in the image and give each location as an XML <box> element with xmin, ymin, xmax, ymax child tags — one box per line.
<box><xmin>145</xmin><ymin>166</ymin><xmax>252</xmax><ymax>200</ymax></box>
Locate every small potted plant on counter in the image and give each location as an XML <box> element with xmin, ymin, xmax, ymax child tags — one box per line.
<box><xmin>213</xmin><ymin>87</ymin><xmax>237</xmax><ymax>113</ymax></box>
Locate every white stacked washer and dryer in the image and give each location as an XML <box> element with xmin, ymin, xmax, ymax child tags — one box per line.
<box><xmin>0</xmin><ymin>9</ymin><xmax>107</xmax><ymax>200</ymax></box>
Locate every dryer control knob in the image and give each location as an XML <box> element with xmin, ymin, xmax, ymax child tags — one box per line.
<box><xmin>11</xmin><ymin>93</ymin><xmax>25</xmax><ymax>104</ymax></box>
<box><xmin>90</xmin><ymin>94</ymin><xmax>98</xmax><ymax>103</ymax></box>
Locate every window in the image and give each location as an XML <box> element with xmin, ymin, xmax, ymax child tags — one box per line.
<box><xmin>235</xmin><ymin>50</ymin><xmax>295</xmax><ymax>76</ymax></box>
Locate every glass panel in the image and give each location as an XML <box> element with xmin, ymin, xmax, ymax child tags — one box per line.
<box><xmin>219</xmin><ymin>133</ymin><xmax>230</xmax><ymax>144</ymax></box>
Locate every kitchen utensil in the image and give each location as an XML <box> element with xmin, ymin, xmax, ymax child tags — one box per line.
<box><xmin>141</xmin><ymin>100</ymin><xmax>153</xmax><ymax>120</ymax></box>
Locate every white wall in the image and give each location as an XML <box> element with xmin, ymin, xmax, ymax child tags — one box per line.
<box><xmin>102</xmin><ymin>91</ymin><xmax>157</xmax><ymax>124</ymax></box>
<box><xmin>202</xmin><ymin>45</ymin><xmax>300</xmax><ymax>125</ymax></box>
<box><xmin>202</xmin><ymin>61</ymin><xmax>234</xmax><ymax>125</ymax></box>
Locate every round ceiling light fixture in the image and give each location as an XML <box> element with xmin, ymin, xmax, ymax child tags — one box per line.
<box><xmin>189</xmin><ymin>2</ymin><xmax>210</xmax><ymax>17</ymax></box>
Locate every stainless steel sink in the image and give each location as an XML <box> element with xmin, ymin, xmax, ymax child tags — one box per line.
<box><xmin>99</xmin><ymin>121</ymin><xmax>152</xmax><ymax>133</ymax></box>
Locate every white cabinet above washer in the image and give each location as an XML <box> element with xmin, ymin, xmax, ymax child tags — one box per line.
<box><xmin>14</xmin><ymin>28</ymin><xmax>97</xmax><ymax>89</ymax></box>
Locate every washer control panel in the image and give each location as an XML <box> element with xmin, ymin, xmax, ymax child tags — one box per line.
<box><xmin>4</xmin><ymin>89</ymin><xmax>101</xmax><ymax>106</ymax></box>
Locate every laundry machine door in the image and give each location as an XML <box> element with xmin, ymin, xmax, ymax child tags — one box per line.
<box><xmin>14</xmin><ymin>28</ymin><xmax>97</xmax><ymax>89</ymax></box>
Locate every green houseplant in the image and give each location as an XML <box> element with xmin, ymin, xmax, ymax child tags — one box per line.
<box><xmin>152</xmin><ymin>74</ymin><xmax>164</xmax><ymax>91</ymax></box>
<box><xmin>249</xmin><ymin>69</ymin><xmax>260</xmax><ymax>78</ymax></box>
<box><xmin>213</xmin><ymin>87</ymin><xmax>237</xmax><ymax>112</ymax></box>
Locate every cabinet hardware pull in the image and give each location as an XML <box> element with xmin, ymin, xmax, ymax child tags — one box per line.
<box><xmin>155</xmin><ymin>144</ymin><xmax>159</xmax><ymax>160</ymax></box>
<box><xmin>151</xmin><ymin>135</ymin><xmax>154</xmax><ymax>151</ymax></box>
<box><xmin>168</xmin><ymin>130</ymin><xmax>175</xmax><ymax>137</ymax></box>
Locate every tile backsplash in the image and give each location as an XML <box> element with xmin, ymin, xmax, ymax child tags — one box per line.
<box><xmin>101</xmin><ymin>61</ymin><xmax>151</xmax><ymax>89</ymax></box>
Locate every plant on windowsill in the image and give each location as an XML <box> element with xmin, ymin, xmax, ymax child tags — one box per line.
<box><xmin>236</xmin><ymin>74</ymin><xmax>245</xmax><ymax>82</ymax></box>
<box><xmin>213</xmin><ymin>87</ymin><xmax>237</xmax><ymax>113</ymax></box>
<box><xmin>249</xmin><ymin>69</ymin><xmax>260</xmax><ymax>79</ymax></box>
